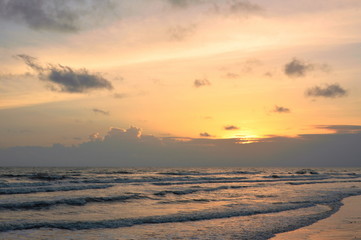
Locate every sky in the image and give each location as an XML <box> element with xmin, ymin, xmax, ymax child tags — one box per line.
<box><xmin>0</xmin><ymin>0</ymin><xmax>361</xmax><ymax>167</ymax></box>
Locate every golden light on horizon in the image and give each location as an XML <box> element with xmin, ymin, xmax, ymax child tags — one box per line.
<box><xmin>0</xmin><ymin>0</ymin><xmax>360</xmax><ymax>149</ymax></box>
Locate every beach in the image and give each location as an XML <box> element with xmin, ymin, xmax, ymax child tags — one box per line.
<box><xmin>271</xmin><ymin>195</ymin><xmax>361</xmax><ymax>240</ymax></box>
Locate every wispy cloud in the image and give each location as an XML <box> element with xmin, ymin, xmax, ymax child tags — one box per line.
<box><xmin>272</xmin><ymin>105</ymin><xmax>291</xmax><ymax>113</ymax></box>
<box><xmin>199</xmin><ymin>132</ymin><xmax>212</xmax><ymax>137</ymax></box>
<box><xmin>166</xmin><ymin>0</ymin><xmax>263</xmax><ymax>16</ymax></box>
<box><xmin>0</xmin><ymin>0</ymin><xmax>117</xmax><ymax>32</ymax></box>
<box><xmin>17</xmin><ymin>54</ymin><xmax>113</xmax><ymax>93</ymax></box>
<box><xmin>194</xmin><ymin>78</ymin><xmax>211</xmax><ymax>88</ymax></box>
<box><xmin>92</xmin><ymin>108</ymin><xmax>109</xmax><ymax>116</ymax></box>
<box><xmin>228</xmin><ymin>0</ymin><xmax>262</xmax><ymax>15</ymax></box>
<box><xmin>224</xmin><ymin>125</ymin><xmax>239</xmax><ymax>130</ymax></box>
<box><xmin>168</xmin><ymin>24</ymin><xmax>197</xmax><ymax>41</ymax></box>
<box><xmin>0</xmin><ymin>0</ymin><xmax>79</xmax><ymax>32</ymax></box>
<box><xmin>316</xmin><ymin>125</ymin><xmax>361</xmax><ymax>134</ymax></box>
<box><xmin>166</xmin><ymin>0</ymin><xmax>196</xmax><ymax>8</ymax></box>
<box><xmin>113</xmin><ymin>93</ymin><xmax>127</xmax><ymax>99</ymax></box>
<box><xmin>305</xmin><ymin>83</ymin><xmax>347</xmax><ymax>98</ymax></box>
<box><xmin>225</xmin><ymin>72</ymin><xmax>239</xmax><ymax>79</ymax></box>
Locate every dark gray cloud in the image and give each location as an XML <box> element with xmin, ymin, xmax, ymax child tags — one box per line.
<box><xmin>194</xmin><ymin>78</ymin><xmax>211</xmax><ymax>88</ymax></box>
<box><xmin>2</xmin><ymin>126</ymin><xmax>361</xmax><ymax>167</ymax></box>
<box><xmin>92</xmin><ymin>108</ymin><xmax>109</xmax><ymax>116</ymax></box>
<box><xmin>284</xmin><ymin>58</ymin><xmax>331</xmax><ymax>77</ymax></box>
<box><xmin>284</xmin><ymin>58</ymin><xmax>314</xmax><ymax>77</ymax></box>
<box><xmin>305</xmin><ymin>83</ymin><xmax>347</xmax><ymax>98</ymax></box>
<box><xmin>168</xmin><ymin>24</ymin><xmax>196</xmax><ymax>41</ymax></box>
<box><xmin>16</xmin><ymin>54</ymin><xmax>44</xmax><ymax>72</ymax></box>
<box><xmin>17</xmin><ymin>54</ymin><xmax>113</xmax><ymax>93</ymax></box>
<box><xmin>0</xmin><ymin>0</ymin><xmax>78</xmax><ymax>32</ymax></box>
<box><xmin>200</xmin><ymin>132</ymin><xmax>212</xmax><ymax>137</ymax></box>
<box><xmin>273</xmin><ymin>105</ymin><xmax>290</xmax><ymax>113</ymax></box>
<box><xmin>316</xmin><ymin>125</ymin><xmax>361</xmax><ymax>134</ymax></box>
<box><xmin>0</xmin><ymin>0</ymin><xmax>116</xmax><ymax>32</ymax></box>
<box><xmin>224</xmin><ymin>125</ymin><xmax>239</xmax><ymax>130</ymax></box>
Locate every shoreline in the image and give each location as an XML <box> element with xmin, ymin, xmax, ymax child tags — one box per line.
<box><xmin>271</xmin><ymin>195</ymin><xmax>361</xmax><ymax>240</ymax></box>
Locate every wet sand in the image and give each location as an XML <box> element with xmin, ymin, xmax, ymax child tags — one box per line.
<box><xmin>271</xmin><ymin>195</ymin><xmax>361</xmax><ymax>240</ymax></box>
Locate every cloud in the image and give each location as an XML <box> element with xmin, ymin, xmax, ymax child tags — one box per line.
<box><xmin>103</xmin><ymin>126</ymin><xmax>142</xmax><ymax>142</ymax></box>
<box><xmin>17</xmin><ymin>54</ymin><xmax>113</xmax><ymax>93</ymax></box>
<box><xmin>210</xmin><ymin>0</ymin><xmax>263</xmax><ymax>17</ymax></box>
<box><xmin>166</xmin><ymin>0</ymin><xmax>262</xmax><ymax>16</ymax></box>
<box><xmin>224</xmin><ymin>125</ymin><xmax>239</xmax><ymax>130</ymax></box>
<box><xmin>15</xmin><ymin>54</ymin><xmax>44</xmax><ymax>72</ymax></box>
<box><xmin>225</xmin><ymin>72</ymin><xmax>239</xmax><ymax>79</ymax></box>
<box><xmin>113</xmin><ymin>93</ymin><xmax>127</xmax><ymax>99</ymax></box>
<box><xmin>199</xmin><ymin>132</ymin><xmax>212</xmax><ymax>137</ymax></box>
<box><xmin>166</xmin><ymin>0</ymin><xmax>201</xmax><ymax>8</ymax></box>
<box><xmin>45</xmin><ymin>65</ymin><xmax>113</xmax><ymax>93</ymax></box>
<box><xmin>0</xmin><ymin>0</ymin><xmax>79</xmax><ymax>32</ymax></box>
<box><xmin>168</xmin><ymin>24</ymin><xmax>197</xmax><ymax>41</ymax></box>
<box><xmin>89</xmin><ymin>132</ymin><xmax>102</xmax><ymax>141</ymax></box>
<box><xmin>0</xmin><ymin>0</ymin><xmax>117</xmax><ymax>32</ymax></box>
<box><xmin>2</xmin><ymin>125</ymin><xmax>361</xmax><ymax>167</ymax></box>
<box><xmin>305</xmin><ymin>83</ymin><xmax>347</xmax><ymax>98</ymax></box>
<box><xmin>92</xmin><ymin>108</ymin><xmax>109</xmax><ymax>116</ymax></box>
<box><xmin>228</xmin><ymin>0</ymin><xmax>262</xmax><ymax>15</ymax></box>
<box><xmin>284</xmin><ymin>58</ymin><xmax>314</xmax><ymax>77</ymax></box>
<box><xmin>194</xmin><ymin>78</ymin><xmax>211</xmax><ymax>88</ymax></box>
<box><xmin>272</xmin><ymin>105</ymin><xmax>291</xmax><ymax>113</ymax></box>
<box><xmin>284</xmin><ymin>58</ymin><xmax>331</xmax><ymax>77</ymax></box>
<box><xmin>316</xmin><ymin>125</ymin><xmax>361</xmax><ymax>134</ymax></box>
<box><xmin>264</xmin><ymin>72</ymin><xmax>273</xmax><ymax>77</ymax></box>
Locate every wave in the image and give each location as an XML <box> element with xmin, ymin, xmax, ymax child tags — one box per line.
<box><xmin>154</xmin><ymin>185</ymin><xmax>247</xmax><ymax>196</ymax></box>
<box><xmin>158</xmin><ymin>198</ymin><xmax>212</xmax><ymax>204</ymax></box>
<box><xmin>0</xmin><ymin>201</ymin><xmax>325</xmax><ymax>232</ymax></box>
<box><xmin>0</xmin><ymin>182</ymin><xmax>52</xmax><ymax>188</ymax></box>
<box><xmin>153</xmin><ymin>174</ymin><xmax>361</xmax><ymax>186</ymax></box>
<box><xmin>65</xmin><ymin>176</ymin><xmax>249</xmax><ymax>186</ymax></box>
<box><xmin>88</xmin><ymin>170</ymin><xmax>136</xmax><ymax>175</ymax></box>
<box><xmin>287</xmin><ymin>179</ymin><xmax>361</xmax><ymax>185</ymax></box>
<box><xmin>0</xmin><ymin>194</ymin><xmax>145</xmax><ymax>210</ymax></box>
<box><xmin>0</xmin><ymin>173</ymin><xmax>73</xmax><ymax>181</ymax></box>
<box><xmin>0</xmin><ymin>184</ymin><xmax>113</xmax><ymax>195</ymax></box>
<box><xmin>157</xmin><ymin>170</ymin><xmax>262</xmax><ymax>176</ymax></box>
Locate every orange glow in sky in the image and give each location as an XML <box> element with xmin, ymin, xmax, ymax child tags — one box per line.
<box><xmin>0</xmin><ymin>0</ymin><xmax>361</xmax><ymax>148</ymax></box>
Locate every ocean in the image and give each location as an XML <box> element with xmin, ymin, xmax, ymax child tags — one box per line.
<box><xmin>0</xmin><ymin>167</ymin><xmax>360</xmax><ymax>239</ymax></box>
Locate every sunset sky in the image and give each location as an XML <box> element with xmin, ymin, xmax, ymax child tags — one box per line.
<box><xmin>1</xmin><ymin>0</ymin><xmax>360</xmax><ymax>166</ymax></box>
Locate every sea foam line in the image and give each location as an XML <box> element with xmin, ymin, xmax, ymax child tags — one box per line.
<box><xmin>0</xmin><ymin>184</ymin><xmax>113</xmax><ymax>195</ymax></box>
<box><xmin>0</xmin><ymin>202</ymin><xmax>324</xmax><ymax>232</ymax></box>
<box><xmin>0</xmin><ymin>194</ymin><xmax>145</xmax><ymax>210</ymax></box>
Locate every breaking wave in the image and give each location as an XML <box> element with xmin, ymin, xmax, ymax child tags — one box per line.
<box><xmin>0</xmin><ymin>201</ymin><xmax>334</xmax><ymax>232</ymax></box>
<box><xmin>0</xmin><ymin>184</ymin><xmax>113</xmax><ymax>195</ymax></box>
<box><xmin>0</xmin><ymin>194</ymin><xmax>145</xmax><ymax>210</ymax></box>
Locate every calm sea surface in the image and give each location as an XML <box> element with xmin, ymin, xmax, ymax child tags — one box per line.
<box><xmin>0</xmin><ymin>167</ymin><xmax>360</xmax><ymax>239</ymax></box>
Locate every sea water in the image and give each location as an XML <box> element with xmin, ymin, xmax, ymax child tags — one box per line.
<box><xmin>0</xmin><ymin>167</ymin><xmax>360</xmax><ymax>239</ymax></box>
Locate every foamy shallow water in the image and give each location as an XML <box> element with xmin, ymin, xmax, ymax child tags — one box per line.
<box><xmin>0</xmin><ymin>167</ymin><xmax>360</xmax><ymax>239</ymax></box>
